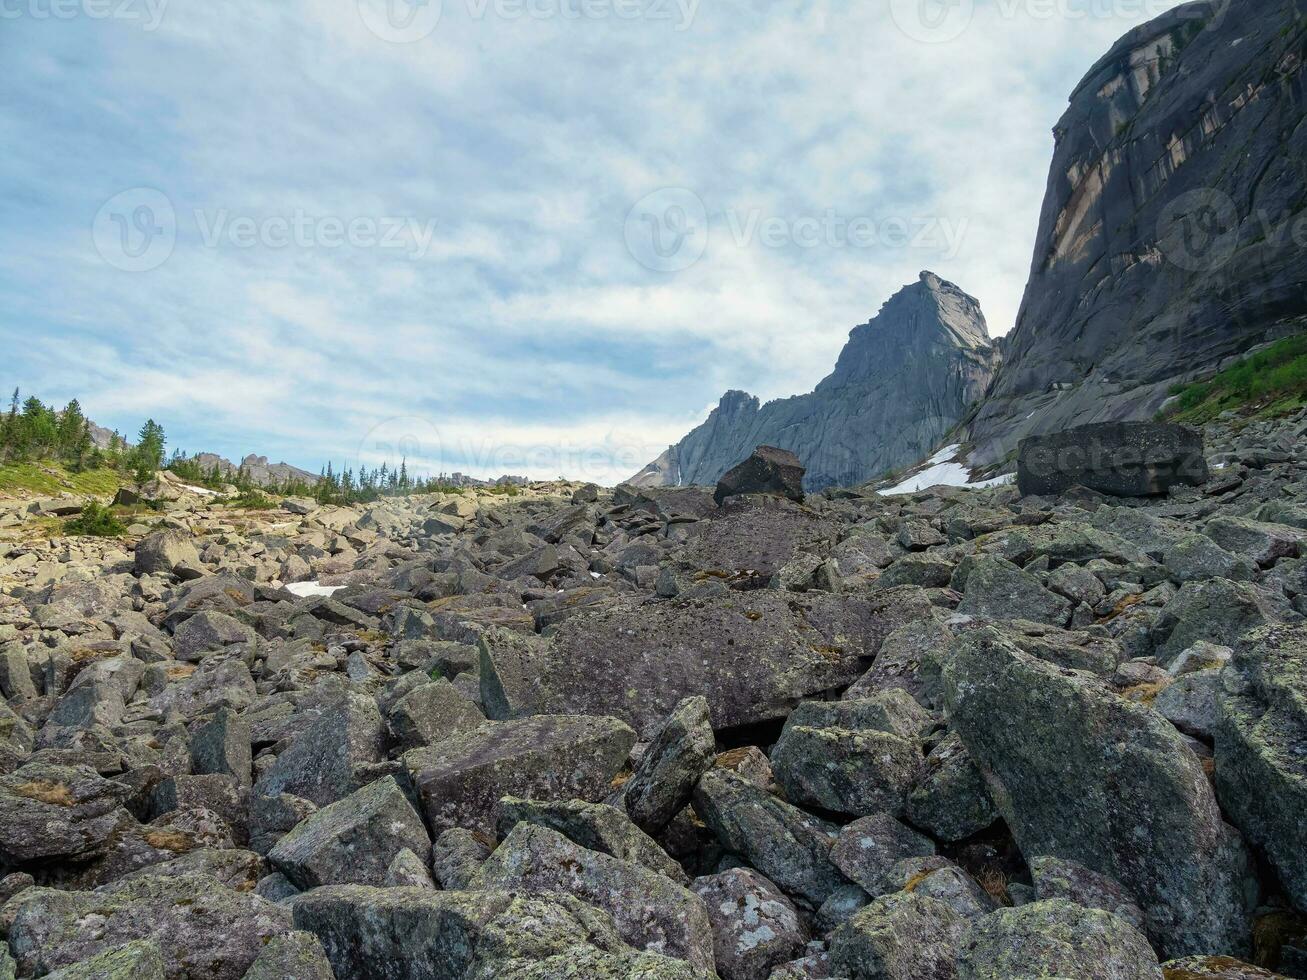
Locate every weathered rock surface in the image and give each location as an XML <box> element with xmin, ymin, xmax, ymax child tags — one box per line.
<box><xmin>692</xmin><ymin>868</ymin><xmax>807</xmax><ymax>980</ymax></box>
<box><xmin>829</xmin><ymin>891</ymin><xmax>969</xmax><ymax>980</ymax></box>
<box><xmin>633</xmin><ymin>272</ymin><xmax>999</xmax><ymax>491</ymax></box>
<box><xmin>471</xmin><ymin>824</ymin><xmax>716</xmax><ymax>970</ymax></box>
<box><xmin>403</xmin><ymin>714</ymin><xmax>636</xmax><ymax>836</ymax></box>
<box><xmin>1017</xmin><ymin>422</ymin><xmax>1209</xmax><ymax>498</ymax></box>
<box><xmin>944</xmin><ymin>626</ymin><xmax>1256</xmax><ymax>957</ymax></box>
<box><xmin>618</xmin><ymin>696</ymin><xmax>716</xmax><ymax>835</ymax></box>
<box><xmin>714</xmin><ymin>446</ymin><xmax>807</xmax><ymax>507</ymax></box>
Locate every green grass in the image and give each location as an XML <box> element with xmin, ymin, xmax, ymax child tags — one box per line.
<box><xmin>224</xmin><ymin>488</ymin><xmax>277</xmax><ymax>510</ymax></box>
<box><xmin>64</xmin><ymin>501</ymin><xmax>128</xmax><ymax>537</ymax></box>
<box><xmin>0</xmin><ymin>462</ymin><xmax>123</xmax><ymax>497</ymax></box>
<box><xmin>1164</xmin><ymin>335</ymin><xmax>1307</xmax><ymax>424</ymax></box>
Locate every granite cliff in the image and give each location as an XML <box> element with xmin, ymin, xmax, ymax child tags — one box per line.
<box><xmin>631</xmin><ymin>272</ymin><xmax>999</xmax><ymax>491</ymax></box>
<box><xmin>967</xmin><ymin>0</ymin><xmax>1307</xmax><ymax>465</ymax></box>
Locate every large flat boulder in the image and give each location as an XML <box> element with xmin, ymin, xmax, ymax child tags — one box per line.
<box><xmin>943</xmin><ymin>626</ymin><xmax>1256</xmax><ymax>958</ymax></box>
<box><xmin>1017</xmin><ymin>422</ymin><xmax>1208</xmax><ymax>497</ymax></box>
<box><xmin>251</xmin><ymin>692</ymin><xmax>386</xmax><ymax>807</ymax></box>
<box><xmin>402</xmin><ymin>714</ymin><xmax>635</xmax><ymax>837</ymax></box>
<box><xmin>481</xmin><ymin>589</ymin><xmax>931</xmax><ymax>737</ymax></box>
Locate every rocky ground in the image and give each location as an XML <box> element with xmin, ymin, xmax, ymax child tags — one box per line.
<box><xmin>0</xmin><ymin>411</ymin><xmax>1305</xmax><ymax>979</ymax></box>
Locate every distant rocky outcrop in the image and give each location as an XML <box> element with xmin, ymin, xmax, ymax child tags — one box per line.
<box><xmin>967</xmin><ymin>0</ymin><xmax>1307</xmax><ymax>466</ymax></box>
<box><xmin>632</xmin><ymin>272</ymin><xmax>999</xmax><ymax>491</ymax></box>
<box><xmin>188</xmin><ymin>453</ymin><xmax>319</xmax><ymax>488</ymax></box>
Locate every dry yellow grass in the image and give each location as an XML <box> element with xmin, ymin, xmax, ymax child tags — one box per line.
<box><xmin>14</xmin><ymin>780</ymin><xmax>75</xmax><ymax>806</ymax></box>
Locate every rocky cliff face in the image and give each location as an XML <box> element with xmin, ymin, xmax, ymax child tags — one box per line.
<box><xmin>968</xmin><ymin>0</ymin><xmax>1307</xmax><ymax>465</ymax></box>
<box><xmin>632</xmin><ymin>272</ymin><xmax>999</xmax><ymax>491</ymax></box>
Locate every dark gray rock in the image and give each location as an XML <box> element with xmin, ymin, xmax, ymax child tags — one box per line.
<box><xmin>242</xmin><ymin>932</ymin><xmax>335</xmax><ymax>980</ymax></box>
<box><xmin>171</xmin><ymin>611</ymin><xmax>256</xmax><ymax>663</ymax></box>
<box><xmin>693</xmin><ymin>769</ymin><xmax>846</xmax><ymax>907</ymax></box>
<box><xmin>1155</xmin><ymin>579</ymin><xmax>1293</xmax><ymax>665</ymax></box>
<box><xmin>1215</xmin><ymin>624</ymin><xmax>1307</xmax><ymax>910</ymax></box>
<box><xmin>134</xmin><ymin>531</ymin><xmax>202</xmax><ymax>578</ymax></box>
<box><xmin>432</xmin><ymin>827</ymin><xmax>492</xmax><ymax>889</ymax></box>
<box><xmin>714</xmin><ymin>446</ymin><xmax>806</xmax><ymax>507</ymax></box>
<box><xmin>692</xmin><ymin>868</ymin><xmax>807</xmax><ymax>980</ymax></box>
<box><xmin>386</xmin><ymin>678</ymin><xmax>485</xmax><ymax>751</ymax></box>
<box><xmin>829</xmin><ymin>891</ymin><xmax>968</xmax><ymax>980</ymax></box>
<box><xmin>943</xmin><ymin>626</ymin><xmax>1255</xmax><ymax>958</ymax></box>
<box><xmin>252</xmin><ymin>692</ymin><xmax>386</xmax><ymax>807</ymax></box>
<box><xmin>1017</xmin><ymin>422</ymin><xmax>1208</xmax><ymax>498</ymax></box>
<box><xmin>4</xmin><ymin>872</ymin><xmax>292</xmax><ymax>979</ymax></box>
<box><xmin>496</xmin><ymin>796</ymin><xmax>686</xmax><ymax>883</ymax></box>
<box><xmin>42</xmin><ymin>940</ymin><xmax>167</xmax><ymax>980</ymax></box>
<box><xmin>828</xmin><ymin>813</ymin><xmax>935</xmax><ymax>897</ymax></box>
<box><xmin>619</xmin><ymin>696</ymin><xmax>716</xmax><ymax>835</ymax></box>
<box><xmin>0</xmin><ymin>763</ymin><xmax>133</xmax><ymax>864</ymax></box>
<box><xmin>632</xmin><ymin>272</ymin><xmax>998</xmax><ymax>493</ymax></box>
<box><xmin>956</xmin><ymin>555</ymin><xmax>1071</xmax><ymax>626</ymax></box>
<box><xmin>268</xmin><ymin>776</ymin><xmax>431</xmax><ymax>889</ymax></box>
<box><xmin>955</xmin><ymin>899</ymin><xmax>1162</xmax><ymax>980</ymax></box>
<box><xmin>402</xmin><ymin>714</ymin><xmax>636</xmax><ymax>837</ymax></box>
<box><xmin>904</xmin><ymin>733</ymin><xmax>998</xmax><ymax>843</ymax></box>
<box><xmin>472</xmin><ymin>824</ymin><xmax>715</xmax><ymax>969</ymax></box>
<box><xmin>189</xmin><ymin>707</ymin><xmax>251</xmax><ymax>786</ymax></box>
<box><xmin>1029</xmin><ymin>856</ymin><xmax>1146</xmax><ymax>932</ymax></box>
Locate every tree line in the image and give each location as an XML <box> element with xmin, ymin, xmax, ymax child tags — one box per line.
<box><xmin>1</xmin><ymin>390</ymin><xmax>500</xmax><ymax>506</ymax></box>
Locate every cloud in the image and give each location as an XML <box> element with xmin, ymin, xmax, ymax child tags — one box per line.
<box><xmin>0</xmin><ymin>0</ymin><xmax>1191</xmax><ymax>480</ymax></box>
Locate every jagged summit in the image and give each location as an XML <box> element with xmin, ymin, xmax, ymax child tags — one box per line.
<box><xmin>630</xmin><ymin>272</ymin><xmax>999</xmax><ymax>491</ymax></box>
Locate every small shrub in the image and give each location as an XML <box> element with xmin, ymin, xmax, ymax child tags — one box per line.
<box><xmin>1165</xmin><ymin>334</ymin><xmax>1307</xmax><ymax>423</ymax></box>
<box><xmin>226</xmin><ymin>488</ymin><xmax>275</xmax><ymax>510</ymax></box>
<box><xmin>64</xmin><ymin>501</ymin><xmax>127</xmax><ymax>537</ymax></box>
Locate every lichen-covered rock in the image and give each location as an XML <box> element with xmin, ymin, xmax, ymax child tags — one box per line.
<box><xmin>693</xmin><ymin>769</ymin><xmax>847</xmax><ymax>907</ymax></box>
<box><xmin>0</xmin><ymin>762</ymin><xmax>134</xmax><ymax>864</ymax></box>
<box><xmin>829</xmin><ymin>891</ymin><xmax>968</xmax><ymax>980</ymax></box>
<box><xmin>403</xmin><ymin>714</ymin><xmax>636</xmax><ymax>837</ymax></box>
<box><xmin>386</xmin><ymin>677</ymin><xmax>485</xmax><ymax>751</ymax></box>
<box><xmin>242</xmin><ymin>931</ymin><xmax>335</xmax><ymax>980</ymax></box>
<box><xmin>432</xmin><ymin>827</ymin><xmax>492</xmax><ymax>889</ymax></box>
<box><xmin>171</xmin><ymin>611</ymin><xmax>256</xmax><ymax>663</ymax></box>
<box><xmin>1029</xmin><ymin>855</ymin><xmax>1146</xmax><ymax>932</ymax></box>
<box><xmin>292</xmin><ymin>885</ymin><xmax>631</xmax><ymax>978</ymax></box>
<box><xmin>252</xmin><ymin>692</ymin><xmax>386</xmax><ymax>807</ymax></box>
<box><xmin>1215</xmin><ymin>624</ymin><xmax>1307</xmax><ymax>910</ymax></box>
<box><xmin>957</xmin><ymin>556</ymin><xmax>1071</xmax><ymax>626</ymax></box>
<box><xmin>4</xmin><ymin>872</ymin><xmax>292</xmax><ymax>979</ymax></box>
<box><xmin>1154</xmin><ymin>669</ymin><xmax>1222</xmax><ymax>739</ymax></box>
<box><xmin>268</xmin><ymin>776</ymin><xmax>431</xmax><ymax>889</ymax></box>
<box><xmin>1203</xmin><ymin>517</ymin><xmax>1304</xmax><ymax>569</ymax></box>
<box><xmin>1160</xmin><ymin>956</ymin><xmax>1287</xmax><ymax>978</ymax></box>
<box><xmin>904</xmin><ymin>733</ymin><xmax>998</xmax><ymax>842</ymax></box>
<box><xmin>943</xmin><ymin>626</ymin><xmax>1255</xmax><ymax>958</ymax></box>
<box><xmin>619</xmin><ymin>696</ymin><xmax>716</xmax><ymax>835</ymax></box>
<box><xmin>134</xmin><ymin>531</ymin><xmax>201</xmax><ymax>579</ymax></box>
<box><xmin>908</xmin><ymin>866</ymin><xmax>995</xmax><ymax>921</ymax></box>
<box><xmin>488</xmin><ymin>945</ymin><xmax>717</xmax><ymax>979</ymax></box>
<box><xmin>692</xmin><ymin>868</ymin><xmax>807</xmax><ymax>980</ymax></box>
<box><xmin>771</xmin><ymin>703</ymin><xmax>923</xmax><ymax>819</ymax></box>
<box><xmin>471</xmin><ymin>824</ymin><xmax>715</xmax><ymax>970</ymax></box>
<box><xmin>828</xmin><ymin>813</ymin><xmax>935</xmax><ymax>897</ymax></box>
<box><xmin>956</xmin><ymin>899</ymin><xmax>1162</xmax><ymax>980</ymax></box>
<box><xmin>1155</xmin><ymin>579</ymin><xmax>1293</xmax><ymax>666</ymax></box>
<box><xmin>496</xmin><ymin>797</ymin><xmax>687</xmax><ymax>883</ymax></box>
<box><xmin>714</xmin><ymin>446</ymin><xmax>806</xmax><ymax>506</ymax></box>
<box><xmin>43</xmin><ymin>940</ymin><xmax>167</xmax><ymax>980</ymax></box>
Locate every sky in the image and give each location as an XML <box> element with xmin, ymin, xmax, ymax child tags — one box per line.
<box><xmin>0</xmin><ymin>0</ymin><xmax>1190</xmax><ymax>484</ymax></box>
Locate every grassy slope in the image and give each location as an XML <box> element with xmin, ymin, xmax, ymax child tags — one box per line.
<box><xmin>0</xmin><ymin>462</ymin><xmax>123</xmax><ymax>498</ymax></box>
<box><xmin>1164</xmin><ymin>335</ymin><xmax>1307</xmax><ymax>424</ymax></box>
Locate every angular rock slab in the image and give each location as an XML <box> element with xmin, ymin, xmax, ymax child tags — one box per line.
<box><xmin>268</xmin><ymin>775</ymin><xmax>431</xmax><ymax>889</ymax></box>
<box><xmin>1216</xmin><ymin>624</ymin><xmax>1307</xmax><ymax>910</ymax></box>
<box><xmin>4</xmin><ymin>872</ymin><xmax>292</xmax><ymax>980</ymax></box>
<box><xmin>483</xmin><ymin>589</ymin><xmax>927</xmax><ymax>737</ymax></box>
<box><xmin>1017</xmin><ymin>421</ymin><xmax>1208</xmax><ymax>498</ymax></box>
<box><xmin>403</xmin><ymin>714</ymin><xmax>635</xmax><ymax>837</ymax></box>
<box><xmin>693</xmin><ymin>769</ymin><xmax>846</xmax><ymax>907</ymax></box>
<box><xmin>0</xmin><ymin>762</ymin><xmax>133</xmax><ymax>864</ymax></box>
<box><xmin>619</xmin><ymin>695</ymin><xmax>716</xmax><ymax>835</ymax></box>
<box><xmin>472</xmin><ymin>824</ymin><xmax>715</xmax><ymax>971</ymax></box>
<box><xmin>943</xmin><ymin>626</ymin><xmax>1255</xmax><ymax>958</ymax></box>
<box><xmin>714</xmin><ymin>445</ymin><xmax>806</xmax><ymax>507</ymax></box>
<box><xmin>829</xmin><ymin>892</ymin><xmax>969</xmax><ymax>980</ymax></box>
<box><xmin>956</xmin><ymin>899</ymin><xmax>1161</xmax><ymax>980</ymax></box>
<box><xmin>252</xmin><ymin>692</ymin><xmax>386</xmax><ymax>808</ymax></box>
<box><xmin>292</xmin><ymin>884</ymin><xmax>630</xmax><ymax>979</ymax></box>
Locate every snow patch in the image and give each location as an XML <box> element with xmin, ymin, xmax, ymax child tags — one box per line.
<box><xmin>285</xmin><ymin>581</ymin><xmax>344</xmax><ymax>598</ymax></box>
<box><xmin>879</xmin><ymin>444</ymin><xmax>1014</xmax><ymax>495</ymax></box>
